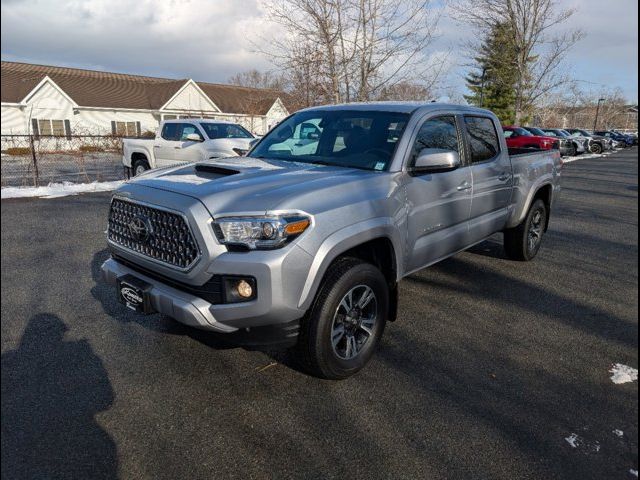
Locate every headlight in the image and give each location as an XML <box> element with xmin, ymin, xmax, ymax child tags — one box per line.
<box><xmin>212</xmin><ymin>214</ymin><xmax>311</xmax><ymax>250</ymax></box>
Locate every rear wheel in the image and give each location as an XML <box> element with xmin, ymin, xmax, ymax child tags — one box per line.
<box><xmin>568</xmin><ymin>142</ymin><xmax>578</xmax><ymax>156</ymax></box>
<box><xmin>590</xmin><ymin>142</ymin><xmax>603</xmax><ymax>154</ymax></box>
<box><xmin>132</xmin><ymin>159</ymin><xmax>150</xmax><ymax>176</ymax></box>
<box><xmin>294</xmin><ymin>258</ymin><xmax>388</xmax><ymax>380</ymax></box>
<box><xmin>504</xmin><ymin>199</ymin><xmax>548</xmax><ymax>261</ymax></box>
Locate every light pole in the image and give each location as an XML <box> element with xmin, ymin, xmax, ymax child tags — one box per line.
<box><xmin>593</xmin><ymin>98</ymin><xmax>605</xmax><ymax>131</ymax></box>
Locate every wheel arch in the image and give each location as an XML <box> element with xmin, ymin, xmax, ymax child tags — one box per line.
<box><xmin>297</xmin><ymin>219</ymin><xmax>403</xmax><ymax>316</ymax></box>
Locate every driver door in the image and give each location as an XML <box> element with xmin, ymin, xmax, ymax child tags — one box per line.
<box><xmin>404</xmin><ymin>115</ymin><xmax>472</xmax><ymax>272</ymax></box>
<box><xmin>173</xmin><ymin>123</ymin><xmax>206</xmax><ymax>164</ymax></box>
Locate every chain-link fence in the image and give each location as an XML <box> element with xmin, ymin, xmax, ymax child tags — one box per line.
<box><xmin>1</xmin><ymin>134</ymin><xmax>134</xmax><ymax>187</ymax></box>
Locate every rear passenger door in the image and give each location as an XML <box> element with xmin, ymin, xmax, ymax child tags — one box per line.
<box><xmin>154</xmin><ymin>123</ymin><xmax>179</xmax><ymax>167</ymax></box>
<box><xmin>463</xmin><ymin>115</ymin><xmax>513</xmax><ymax>242</ymax></box>
<box><xmin>404</xmin><ymin>114</ymin><xmax>473</xmax><ymax>272</ymax></box>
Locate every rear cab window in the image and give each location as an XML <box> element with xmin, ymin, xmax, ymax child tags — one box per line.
<box><xmin>161</xmin><ymin>123</ymin><xmax>180</xmax><ymax>141</ymax></box>
<box><xmin>463</xmin><ymin>116</ymin><xmax>501</xmax><ymax>163</ymax></box>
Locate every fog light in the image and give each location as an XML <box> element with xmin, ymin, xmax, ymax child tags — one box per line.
<box><xmin>236</xmin><ymin>280</ymin><xmax>253</xmax><ymax>298</ymax></box>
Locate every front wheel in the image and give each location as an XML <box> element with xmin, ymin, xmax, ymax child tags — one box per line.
<box><xmin>590</xmin><ymin>142</ymin><xmax>603</xmax><ymax>154</ymax></box>
<box><xmin>504</xmin><ymin>199</ymin><xmax>548</xmax><ymax>261</ymax></box>
<box><xmin>294</xmin><ymin>258</ymin><xmax>389</xmax><ymax>379</ymax></box>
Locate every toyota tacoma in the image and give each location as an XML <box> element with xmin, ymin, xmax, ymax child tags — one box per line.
<box><xmin>102</xmin><ymin>103</ymin><xmax>562</xmax><ymax>379</ymax></box>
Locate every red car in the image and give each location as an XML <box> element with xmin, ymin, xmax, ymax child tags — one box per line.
<box><xmin>503</xmin><ymin>126</ymin><xmax>559</xmax><ymax>151</ymax></box>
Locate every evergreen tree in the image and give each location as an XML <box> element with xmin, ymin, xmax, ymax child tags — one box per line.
<box><xmin>465</xmin><ymin>22</ymin><xmax>519</xmax><ymax>124</ymax></box>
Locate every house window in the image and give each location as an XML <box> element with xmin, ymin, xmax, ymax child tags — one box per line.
<box><xmin>37</xmin><ymin>119</ymin><xmax>67</xmax><ymax>136</ymax></box>
<box><xmin>114</xmin><ymin>121</ymin><xmax>139</xmax><ymax>136</ymax></box>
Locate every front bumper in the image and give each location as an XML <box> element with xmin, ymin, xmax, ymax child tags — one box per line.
<box><xmin>102</xmin><ymin>240</ymin><xmax>313</xmax><ymax>332</ymax></box>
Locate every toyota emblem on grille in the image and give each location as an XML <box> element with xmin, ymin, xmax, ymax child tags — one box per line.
<box><xmin>128</xmin><ymin>215</ymin><xmax>152</xmax><ymax>242</ymax></box>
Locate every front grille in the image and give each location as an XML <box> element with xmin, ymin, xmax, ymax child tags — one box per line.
<box><xmin>108</xmin><ymin>198</ymin><xmax>199</xmax><ymax>269</ymax></box>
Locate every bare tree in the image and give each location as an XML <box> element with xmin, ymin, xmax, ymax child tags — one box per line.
<box><xmin>228</xmin><ymin>69</ymin><xmax>289</xmax><ymax>91</ymax></box>
<box><xmin>531</xmin><ymin>84</ymin><xmax>632</xmax><ymax>130</ymax></box>
<box><xmin>456</xmin><ymin>0</ymin><xmax>583</xmax><ymax>123</ymax></box>
<box><xmin>258</xmin><ymin>0</ymin><xmax>445</xmax><ymax>106</ymax></box>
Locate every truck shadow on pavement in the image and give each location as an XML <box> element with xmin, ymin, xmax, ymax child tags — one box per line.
<box><xmin>1</xmin><ymin>313</ymin><xmax>118</xmax><ymax>480</ymax></box>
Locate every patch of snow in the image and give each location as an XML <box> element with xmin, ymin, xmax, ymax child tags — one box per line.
<box><xmin>564</xmin><ymin>433</ymin><xmax>601</xmax><ymax>452</ymax></box>
<box><xmin>565</xmin><ymin>433</ymin><xmax>581</xmax><ymax>448</ymax></box>
<box><xmin>1</xmin><ymin>180</ymin><xmax>124</xmax><ymax>199</ymax></box>
<box><xmin>630</xmin><ymin>469</ymin><xmax>638</xmax><ymax>478</ymax></box>
<box><xmin>614</xmin><ymin>429</ymin><xmax>624</xmax><ymax>437</ymax></box>
<box><xmin>610</xmin><ymin>364</ymin><xmax>639</xmax><ymax>384</ymax></box>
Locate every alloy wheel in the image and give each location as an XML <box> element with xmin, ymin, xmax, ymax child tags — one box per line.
<box><xmin>527</xmin><ymin>208</ymin><xmax>545</xmax><ymax>254</ymax></box>
<box><xmin>331</xmin><ymin>285</ymin><xmax>378</xmax><ymax>360</ymax></box>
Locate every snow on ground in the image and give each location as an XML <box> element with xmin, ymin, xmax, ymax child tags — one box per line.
<box><xmin>630</xmin><ymin>469</ymin><xmax>638</xmax><ymax>478</ymax></box>
<box><xmin>1</xmin><ymin>180</ymin><xmax>124</xmax><ymax>199</ymax></box>
<box><xmin>564</xmin><ymin>433</ymin><xmax>601</xmax><ymax>452</ymax></box>
<box><xmin>565</xmin><ymin>433</ymin><xmax>581</xmax><ymax>448</ymax></box>
<box><xmin>614</xmin><ymin>429</ymin><xmax>625</xmax><ymax>437</ymax></box>
<box><xmin>609</xmin><ymin>364</ymin><xmax>638</xmax><ymax>384</ymax></box>
<box><xmin>562</xmin><ymin>149</ymin><xmax>620</xmax><ymax>164</ymax></box>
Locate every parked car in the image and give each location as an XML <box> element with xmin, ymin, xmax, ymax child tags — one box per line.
<box><xmin>102</xmin><ymin>103</ymin><xmax>562</xmax><ymax>379</ymax></box>
<box><xmin>539</xmin><ymin>128</ymin><xmax>584</xmax><ymax>156</ymax></box>
<box><xmin>594</xmin><ymin>130</ymin><xmax>634</xmax><ymax>147</ymax></box>
<box><xmin>503</xmin><ymin>126</ymin><xmax>559</xmax><ymax>151</ymax></box>
<box><xmin>565</xmin><ymin>128</ymin><xmax>611</xmax><ymax>154</ymax></box>
<box><xmin>122</xmin><ymin>119</ymin><xmax>257</xmax><ymax>176</ymax></box>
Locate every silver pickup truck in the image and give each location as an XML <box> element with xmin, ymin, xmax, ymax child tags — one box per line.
<box><xmin>102</xmin><ymin>103</ymin><xmax>562</xmax><ymax>379</ymax></box>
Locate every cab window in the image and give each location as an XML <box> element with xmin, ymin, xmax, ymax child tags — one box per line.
<box><xmin>464</xmin><ymin>116</ymin><xmax>501</xmax><ymax>163</ymax></box>
<box><xmin>177</xmin><ymin>124</ymin><xmax>203</xmax><ymax>141</ymax></box>
<box><xmin>409</xmin><ymin>116</ymin><xmax>460</xmax><ymax>166</ymax></box>
<box><xmin>161</xmin><ymin>123</ymin><xmax>180</xmax><ymax>141</ymax></box>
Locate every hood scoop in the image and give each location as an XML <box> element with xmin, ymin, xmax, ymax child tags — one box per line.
<box><xmin>194</xmin><ymin>164</ymin><xmax>239</xmax><ymax>176</ymax></box>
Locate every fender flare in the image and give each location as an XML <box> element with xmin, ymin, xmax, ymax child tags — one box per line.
<box><xmin>508</xmin><ymin>179</ymin><xmax>554</xmax><ymax>228</ymax></box>
<box><xmin>126</xmin><ymin>148</ymin><xmax>153</xmax><ymax>168</ymax></box>
<box><xmin>297</xmin><ymin>217</ymin><xmax>404</xmax><ymax>310</ymax></box>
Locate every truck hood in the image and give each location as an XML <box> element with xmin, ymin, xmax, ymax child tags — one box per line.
<box><xmin>130</xmin><ymin>156</ymin><xmax>385</xmax><ymax>215</ymax></box>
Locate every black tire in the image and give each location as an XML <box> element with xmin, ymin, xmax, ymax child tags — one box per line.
<box><xmin>504</xmin><ymin>199</ymin><xmax>548</xmax><ymax>261</ymax></box>
<box><xmin>569</xmin><ymin>142</ymin><xmax>578</xmax><ymax>156</ymax></box>
<box><xmin>132</xmin><ymin>159</ymin><xmax>150</xmax><ymax>176</ymax></box>
<box><xmin>590</xmin><ymin>142</ymin><xmax>603</xmax><ymax>155</ymax></box>
<box><xmin>294</xmin><ymin>258</ymin><xmax>389</xmax><ymax>380</ymax></box>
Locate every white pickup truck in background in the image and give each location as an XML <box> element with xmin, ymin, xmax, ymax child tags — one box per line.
<box><xmin>122</xmin><ymin>119</ymin><xmax>257</xmax><ymax>176</ymax></box>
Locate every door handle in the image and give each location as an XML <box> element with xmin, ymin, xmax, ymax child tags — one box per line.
<box><xmin>498</xmin><ymin>173</ymin><xmax>511</xmax><ymax>182</ymax></box>
<box><xmin>457</xmin><ymin>181</ymin><xmax>472</xmax><ymax>191</ymax></box>
<box><xmin>174</xmin><ymin>146</ymin><xmax>182</xmax><ymax>149</ymax></box>
<box><xmin>153</xmin><ymin>145</ymin><xmax>161</xmax><ymax>148</ymax></box>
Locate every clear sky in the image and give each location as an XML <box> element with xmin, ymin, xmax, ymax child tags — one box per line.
<box><xmin>1</xmin><ymin>0</ymin><xmax>637</xmax><ymax>103</ymax></box>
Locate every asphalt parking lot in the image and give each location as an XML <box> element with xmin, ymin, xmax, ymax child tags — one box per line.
<box><xmin>1</xmin><ymin>149</ymin><xmax>638</xmax><ymax>480</ymax></box>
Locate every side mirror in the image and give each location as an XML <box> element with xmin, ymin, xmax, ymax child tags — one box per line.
<box><xmin>411</xmin><ymin>149</ymin><xmax>460</xmax><ymax>174</ymax></box>
<box><xmin>185</xmin><ymin>133</ymin><xmax>203</xmax><ymax>142</ymax></box>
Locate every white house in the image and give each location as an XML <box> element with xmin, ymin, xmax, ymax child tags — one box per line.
<box><xmin>1</xmin><ymin>61</ymin><xmax>292</xmax><ymax>137</ymax></box>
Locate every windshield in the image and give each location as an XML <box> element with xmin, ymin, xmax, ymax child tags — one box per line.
<box><xmin>201</xmin><ymin>123</ymin><xmax>253</xmax><ymax>140</ymax></box>
<box><xmin>249</xmin><ymin>110</ymin><xmax>410</xmax><ymax>171</ymax></box>
<box><xmin>527</xmin><ymin>127</ymin><xmax>546</xmax><ymax>136</ymax></box>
